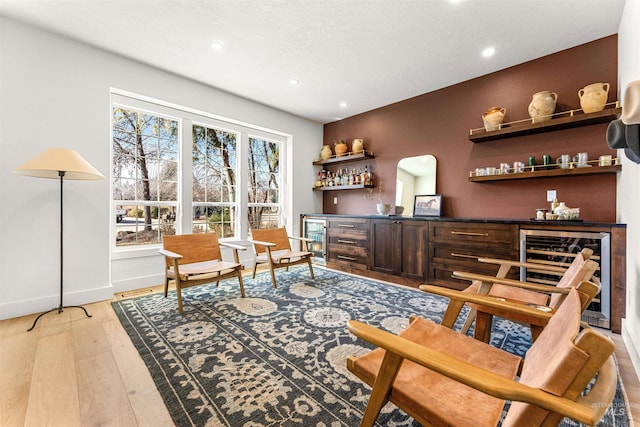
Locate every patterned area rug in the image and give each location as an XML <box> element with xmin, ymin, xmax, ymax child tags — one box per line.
<box><xmin>112</xmin><ymin>266</ymin><xmax>632</xmax><ymax>427</ymax></box>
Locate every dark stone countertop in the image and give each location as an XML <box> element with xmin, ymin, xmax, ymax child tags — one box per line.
<box><xmin>301</xmin><ymin>213</ymin><xmax>626</xmax><ymax>228</ymax></box>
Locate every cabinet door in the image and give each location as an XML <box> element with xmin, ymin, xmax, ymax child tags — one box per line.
<box><xmin>371</xmin><ymin>219</ymin><xmax>398</xmax><ymax>275</ymax></box>
<box><xmin>398</xmin><ymin>220</ymin><xmax>429</xmax><ymax>280</ymax></box>
<box><xmin>371</xmin><ymin>219</ymin><xmax>428</xmax><ymax>280</ymax></box>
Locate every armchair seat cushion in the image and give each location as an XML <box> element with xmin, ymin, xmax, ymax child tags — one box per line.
<box><xmin>256</xmin><ymin>250</ymin><xmax>312</xmax><ymax>264</ymax></box>
<box><xmin>350</xmin><ymin>317</ymin><xmax>521</xmax><ymax>426</ymax></box>
<box><xmin>168</xmin><ymin>260</ymin><xmax>242</xmax><ymax>282</ymax></box>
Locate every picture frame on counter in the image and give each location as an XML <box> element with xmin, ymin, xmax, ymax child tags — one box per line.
<box><xmin>413</xmin><ymin>194</ymin><xmax>442</xmax><ymax>217</ymax></box>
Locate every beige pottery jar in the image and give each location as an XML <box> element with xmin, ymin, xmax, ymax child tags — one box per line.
<box><xmin>482</xmin><ymin>107</ymin><xmax>506</xmax><ymax>131</ymax></box>
<box><xmin>579</xmin><ymin>82</ymin><xmax>609</xmax><ymax>113</ymax></box>
<box><xmin>528</xmin><ymin>91</ymin><xmax>558</xmax><ymax>123</ymax></box>
<box><xmin>320</xmin><ymin>145</ymin><xmax>332</xmax><ymax>160</ymax></box>
<box><xmin>352</xmin><ymin>138</ymin><xmax>364</xmax><ymax>154</ymax></box>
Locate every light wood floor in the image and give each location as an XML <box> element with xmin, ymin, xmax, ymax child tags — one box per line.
<box><xmin>1</xmin><ymin>284</ymin><xmax>638</xmax><ymax>426</ymax></box>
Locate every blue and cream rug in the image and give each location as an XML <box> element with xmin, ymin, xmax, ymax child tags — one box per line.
<box><xmin>112</xmin><ymin>266</ymin><xmax>632</xmax><ymax>426</ymax></box>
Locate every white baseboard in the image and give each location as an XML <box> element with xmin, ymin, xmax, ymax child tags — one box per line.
<box><xmin>111</xmin><ymin>273</ymin><xmax>165</xmax><ymax>294</ymax></box>
<box><xmin>621</xmin><ymin>319</ymin><xmax>640</xmax><ymax>380</ymax></box>
<box><xmin>0</xmin><ymin>283</ymin><xmax>114</xmax><ymax>321</ymax></box>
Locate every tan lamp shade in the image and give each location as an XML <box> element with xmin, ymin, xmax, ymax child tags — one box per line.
<box><xmin>13</xmin><ymin>147</ymin><xmax>104</xmax><ymax>180</ymax></box>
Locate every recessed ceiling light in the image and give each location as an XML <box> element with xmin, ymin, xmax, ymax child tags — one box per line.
<box><xmin>482</xmin><ymin>47</ymin><xmax>495</xmax><ymax>58</ymax></box>
<box><xmin>339</xmin><ymin>102</ymin><xmax>348</xmax><ymax>109</ymax></box>
<box><xmin>210</xmin><ymin>41</ymin><xmax>223</xmax><ymax>51</ymax></box>
<box><xmin>289</xmin><ymin>79</ymin><xmax>299</xmax><ymax>85</ymax></box>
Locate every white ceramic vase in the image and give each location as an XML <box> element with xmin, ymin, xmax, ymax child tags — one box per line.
<box><xmin>376</xmin><ymin>203</ymin><xmax>391</xmax><ymax>215</ymax></box>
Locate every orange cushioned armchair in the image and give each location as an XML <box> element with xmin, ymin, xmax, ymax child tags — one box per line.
<box><xmin>347</xmin><ymin>287</ymin><xmax>616</xmax><ymax>427</ymax></box>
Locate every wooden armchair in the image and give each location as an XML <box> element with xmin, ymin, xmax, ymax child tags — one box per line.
<box><xmin>249</xmin><ymin>227</ymin><xmax>314</xmax><ymax>288</ymax></box>
<box><xmin>425</xmin><ymin>248</ymin><xmax>598</xmax><ymax>341</ymax></box>
<box><xmin>421</xmin><ymin>279</ymin><xmax>600</xmax><ymax>343</ymax></box>
<box><xmin>160</xmin><ymin>233</ymin><xmax>246</xmax><ymax>313</ymax></box>
<box><xmin>455</xmin><ymin>248</ymin><xmax>594</xmax><ymax>334</ymax></box>
<box><xmin>346</xmin><ymin>288</ymin><xmax>617</xmax><ymax>427</ymax></box>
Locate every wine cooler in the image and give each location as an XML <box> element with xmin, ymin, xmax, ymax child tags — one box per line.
<box><xmin>519</xmin><ymin>229</ymin><xmax>611</xmax><ymax>329</ymax></box>
<box><xmin>302</xmin><ymin>217</ymin><xmax>327</xmax><ymax>265</ymax></box>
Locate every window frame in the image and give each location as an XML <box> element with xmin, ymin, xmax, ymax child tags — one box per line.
<box><xmin>110</xmin><ymin>89</ymin><xmax>290</xmax><ymax>258</ymax></box>
<box><xmin>247</xmin><ymin>134</ymin><xmax>283</xmax><ymax>231</ymax></box>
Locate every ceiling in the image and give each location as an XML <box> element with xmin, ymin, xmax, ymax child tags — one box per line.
<box><xmin>0</xmin><ymin>0</ymin><xmax>626</xmax><ymax>124</ymax></box>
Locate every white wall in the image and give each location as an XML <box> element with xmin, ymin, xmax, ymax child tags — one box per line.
<box><xmin>617</xmin><ymin>0</ymin><xmax>640</xmax><ymax>377</ymax></box>
<box><xmin>0</xmin><ymin>17</ymin><xmax>322</xmax><ymax>319</ymax></box>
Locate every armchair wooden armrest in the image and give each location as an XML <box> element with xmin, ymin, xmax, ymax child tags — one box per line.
<box><xmin>247</xmin><ymin>239</ymin><xmax>276</xmax><ymax>247</ymax></box>
<box><xmin>346</xmin><ymin>319</ymin><xmax>613</xmax><ymax>426</ymax></box>
<box><xmin>288</xmin><ymin>235</ymin><xmax>313</xmax><ymax>242</ymax></box>
<box><xmin>220</xmin><ymin>241</ymin><xmax>247</xmax><ymax>251</ymax></box>
<box><xmin>419</xmin><ymin>284</ymin><xmax>554</xmax><ymax>328</ymax></box>
<box><xmin>478</xmin><ymin>257</ymin><xmax>568</xmax><ymax>273</ymax></box>
<box><xmin>288</xmin><ymin>235</ymin><xmax>314</xmax><ymax>251</ymax></box>
<box><xmin>159</xmin><ymin>248</ymin><xmax>183</xmax><ymax>260</ymax></box>
<box><xmin>478</xmin><ymin>248</ymin><xmax>593</xmax><ymax>275</ymax></box>
<box><xmin>453</xmin><ymin>271</ymin><xmax>571</xmax><ymax>295</ymax></box>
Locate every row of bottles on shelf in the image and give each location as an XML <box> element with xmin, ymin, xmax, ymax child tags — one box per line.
<box><xmin>315</xmin><ymin>165</ymin><xmax>373</xmax><ymax>187</ymax></box>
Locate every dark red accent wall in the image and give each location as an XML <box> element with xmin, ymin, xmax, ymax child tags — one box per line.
<box><xmin>322</xmin><ymin>36</ymin><xmax>618</xmax><ymax>222</ymax></box>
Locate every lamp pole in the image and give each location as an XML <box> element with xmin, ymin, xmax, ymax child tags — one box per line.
<box><xmin>26</xmin><ymin>170</ymin><xmax>93</xmax><ymax>331</ymax></box>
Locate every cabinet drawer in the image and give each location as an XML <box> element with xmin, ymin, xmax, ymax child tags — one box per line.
<box><xmin>328</xmin><ymin>217</ymin><xmax>370</xmax><ymax>233</ymax></box>
<box><xmin>430</xmin><ymin>222</ymin><xmax>516</xmax><ymax>246</ymax></box>
<box><xmin>327</xmin><ymin>231</ymin><xmax>368</xmax><ymax>246</ymax></box>
<box><xmin>431</xmin><ymin>245</ymin><xmax>517</xmax><ymax>271</ymax></box>
<box><xmin>328</xmin><ymin>244</ymin><xmax>369</xmax><ymax>268</ymax></box>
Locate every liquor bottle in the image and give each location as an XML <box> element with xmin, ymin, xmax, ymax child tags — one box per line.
<box><xmin>363</xmin><ymin>165</ymin><xmax>371</xmax><ymax>186</ymax></box>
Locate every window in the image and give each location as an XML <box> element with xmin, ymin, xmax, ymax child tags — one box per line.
<box><xmin>248</xmin><ymin>136</ymin><xmax>281</xmax><ymax>230</ymax></box>
<box><xmin>112</xmin><ymin>107</ymin><xmax>179</xmax><ymax>247</ymax></box>
<box><xmin>111</xmin><ymin>91</ymin><xmax>288</xmax><ymax>252</ymax></box>
<box><xmin>192</xmin><ymin>124</ymin><xmax>238</xmax><ymax>238</ymax></box>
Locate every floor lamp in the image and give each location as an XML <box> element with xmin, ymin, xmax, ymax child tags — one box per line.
<box><xmin>14</xmin><ymin>148</ymin><xmax>104</xmax><ymax>331</ymax></box>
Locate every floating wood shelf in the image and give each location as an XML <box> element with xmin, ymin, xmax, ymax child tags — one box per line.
<box><xmin>468</xmin><ymin>164</ymin><xmax>621</xmax><ymax>182</ymax></box>
<box><xmin>312</xmin><ymin>150</ymin><xmax>375</xmax><ymax>166</ymax></box>
<box><xmin>312</xmin><ymin>183</ymin><xmax>374</xmax><ymax>191</ymax></box>
<box><xmin>468</xmin><ymin>104</ymin><xmax>621</xmax><ymax>143</ymax></box>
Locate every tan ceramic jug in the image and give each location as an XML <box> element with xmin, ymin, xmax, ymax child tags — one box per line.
<box><xmin>320</xmin><ymin>145</ymin><xmax>332</xmax><ymax>160</ymax></box>
<box><xmin>579</xmin><ymin>82</ymin><xmax>609</xmax><ymax>113</ymax></box>
<box><xmin>528</xmin><ymin>91</ymin><xmax>557</xmax><ymax>123</ymax></box>
<box><xmin>482</xmin><ymin>107</ymin><xmax>506</xmax><ymax>131</ymax></box>
<box><xmin>352</xmin><ymin>138</ymin><xmax>364</xmax><ymax>154</ymax></box>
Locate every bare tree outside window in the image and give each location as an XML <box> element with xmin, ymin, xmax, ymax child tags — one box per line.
<box><xmin>248</xmin><ymin>137</ymin><xmax>280</xmax><ymax>230</ymax></box>
<box><xmin>192</xmin><ymin>125</ymin><xmax>237</xmax><ymax>237</ymax></box>
<box><xmin>112</xmin><ymin>107</ymin><xmax>179</xmax><ymax>246</ymax></box>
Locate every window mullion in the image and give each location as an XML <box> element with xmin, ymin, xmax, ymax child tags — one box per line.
<box><xmin>237</xmin><ymin>132</ymin><xmax>249</xmax><ymax>240</ymax></box>
<box><xmin>180</xmin><ymin>118</ymin><xmax>192</xmax><ymax>235</ymax></box>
